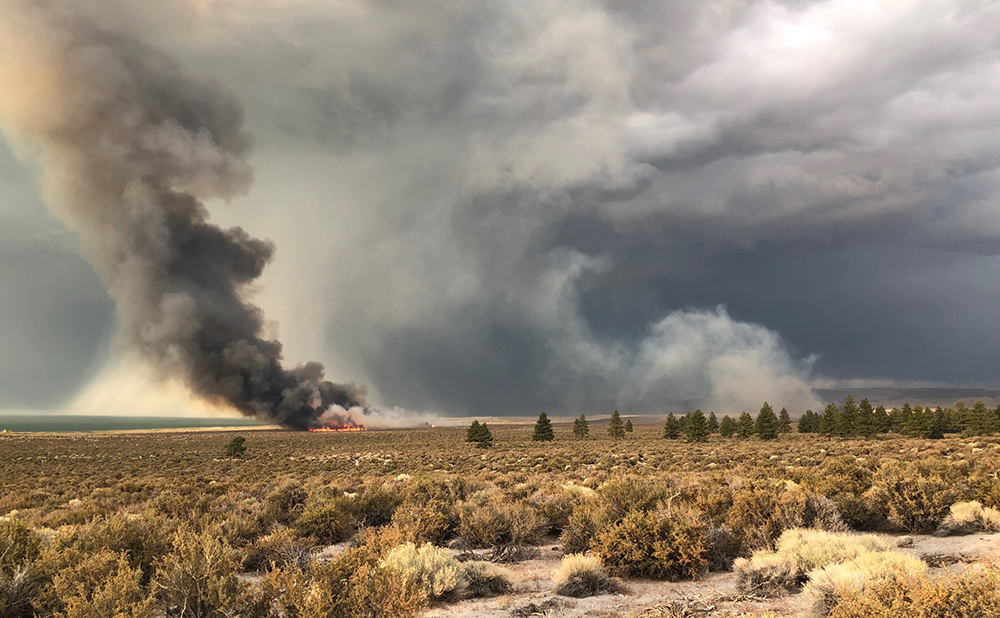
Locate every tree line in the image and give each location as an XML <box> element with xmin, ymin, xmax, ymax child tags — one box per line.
<box><xmin>662</xmin><ymin>403</ymin><xmax>792</xmax><ymax>442</ymax></box>
<box><xmin>466</xmin><ymin>410</ymin><xmax>635</xmax><ymax>447</ymax></box>
<box><xmin>797</xmin><ymin>396</ymin><xmax>1000</xmax><ymax>439</ymax></box>
<box><xmin>463</xmin><ymin>397</ymin><xmax>1000</xmax><ymax>447</ymax></box>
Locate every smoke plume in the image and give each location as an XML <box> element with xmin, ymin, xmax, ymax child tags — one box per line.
<box><xmin>0</xmin><ymin>1</ymin><xmax>363</xmax><ymax>429</ymax></box>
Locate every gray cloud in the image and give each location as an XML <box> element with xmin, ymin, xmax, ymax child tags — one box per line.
<box><xmin>2</xmin><ymin>0</ymin><xmax>1000</xmax><ymax>417</ymax></box>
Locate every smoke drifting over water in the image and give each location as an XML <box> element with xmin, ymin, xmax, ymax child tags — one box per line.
<box><xmin>0</xmin><ymin>2</ymin><xmax>363</xmax><ymax>429</ymax></box>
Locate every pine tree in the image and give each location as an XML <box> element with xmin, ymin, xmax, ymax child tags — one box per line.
<box><xmin>572</xmin><ymin>414</ymin><xmax>590</xmax><ymax>438</ymax></box>
<box><xmin>608</xmin><ymin>410</ymin><xmax>625</xmax><ymax>440</ymax></box>
<box><xmin>819</xmin><ymin>403</ymin><xmax>839</xmax><ymax>436</ymax></box>
<box><xmin>969</xmin><ymin>400</ymin><xmax>999</xmax><ymax>436</ymax></box>
<box><xmin>625</xmin><ymin>419</ymin><xmax>634</xmax><ymax>433</ymax></box>
<box><xmin>225</xmin><ymin>436</ymin><xmax>247</xmax><ymax>458</ymax></box>
<box><xmin>684</xmin><ymin>409</ymin><xmax>709</xmax><ymax>442</ymax></box>
<box><xmin>838</xmin><ymin>396</ymin><xmax>857</xmax><ymax>437</ymax></box>
<box><xmin>469</xmin><ymin>422</ymin><xmax>493</xmax><ymax>448</ymax></box>
<box><xmin>707</xmin><ymin>412</ymin><xmax>719</xmax><ymax>433</ymax></box>
<box><xmin>533</xmin><ymin>412</ymin><xmax>554</xmax><ymax>441</ymax></box>
<box><xmin>902</xmin><ymin>403</ymin><xmax>923</xmax><ymax>436</ymax></box>
<box><xmin>755</xmin><ymin>402</ymin><xmax>779</xmax><ymax>440</ymax></box>
<box><xmin>856</xmin><ymin>398</ymin><xmax>875</xmax><ymax>439</ymax></box>
<box><xmin>953</xmin><ymin>400</ymin><xmax>970</xmax><ymax>433</ymax></box>
<box><xmin>737</xmin><ymin>412</ymin><xmax>755</xmax><ymax>438</ymax></box>
<box><xmin>873</xmin><ymin>405</ymin><xmax>890</xmax><ymax>434</ymax></box>
<box><xmin>663</xmin><ymin>413</ymin><xmax>680</xmax><ymax>439</ymax></box>
<box><xmin>798</xmin><ymin>410</ymin><xmax>818</xmax><ymax>433</ymax></box>
<box><xmin>466</xmin><ymin>420</ymin><xmax>482</xmax><ymax>442</ymax></box>
<box><xmin>678</xmin><ymin>414</ymin><xmax>688</xmax><ymax>435</ymax></box>
<box><xmin>942</xmin><ymin>407</ymin><xmax>959</xmax><ymax>433</ymax></box>
<box><xmin>719</xmin><ymin>415</ymin><xmax>736</xmax><ymax>438</ymax></box>
<box><xmin>888</xmin><ymin>405</ymin><xmax>907</xmax><ymax>433</ymax></box>
<box><xmin>778</xmin><ymin>408</ymin><xmax>792</xmax><ymax>433</ymax></box>
<box><xmin>927</xmin><ymin>408</ymin><xmax>945</xmax><ymax>439</ymax></box>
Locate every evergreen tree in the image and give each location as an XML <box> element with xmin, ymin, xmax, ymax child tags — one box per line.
<box><xmin>778</xmin><ymin>408</ymin><xmax>792</xmax><ymax>433</ymax></box>
<box><xmin>893</xmin><ymin>402</ymin><xmax>913</xmax><ymax>436</ymax></box>
<box><xmin>873</xmin><ymin>405</ymin><xmax>890</xmax><ymax>434</ymax></box>
<box><xmin>466</xmin><ymin>420</ymin><xmax>482</xmax><ymax>442</ymax></box>
<box><xmin>468</xmin><ymin>422</ymin><xmax>493</xmax><ymax>448</ymax></box>
<box><xmin>625</xmin><ymin>419</ymin><xmax>634</xmax><ymax>433</ymax></box>
<box><xmin>663</xmin><ymin>413</ymin><xmax>680</xmax><ymax>439</ymax></box>
<box><xmin>707</xmin><ymin>411</ymin><xmax>719</xmax><ymax>433</ymax></box>
<box><xmin>942</xmin><ymin>407</ymin><xmax>959</xmax><ymax>434</ymax></box>
<box><xmin>755</xmin><ymin>402</ymin><xmax>779</xmax><ymax>440</ymax></box>
<box><xmin>797</xmin><ymin>410</ymin><xmax>818</xmax><ymax>433</ymax></box>
<box><xmin>533</xmin><ymin>412</ymin><xmax>554</xmax><ymax>441</ymax></box>
<box><xmin>225</xmin><ymin>436</ymin><xmax>247</xmax><ymax>458</ymax></box>
<box><xmin>856</xmin><ymin>398</ymin><xmax>875</xmax><ymax>439</ymax></box>
<box><xmin>888</xmin><ymin>405</ymin><xmax>907</xmax><ymax>433</ymax></box>
<box><xmin>819</xmin><ymin>403</ymin><xmax>839</xmax><ymax>436</ymax></box>
<box><xmin>901</xmin><ymin>403</ymin><xmax>924</xmax><ymax>436</ymax></box>
<box><xmin>608</xmin><ymin>410</ymin><xmax>625</xmax><ymax>440</ymax></box>
<box><xmin>927</xmin><ymin>408</ymin><xmax>945</xmax><ymax>439</ymax></box>
<box><xmin>953</xmin><ymin>400</ymin><xmax>970</xmax><ymax>433</ymax></box>
<box><xmin>996</xmin><ymin>404</ymin><xmax>1000</xmax><ymax>428</ymax></box>
<box><xmin>737</xmin><ymin>412</ymin><xmax>755</xmax><ymax>438</ymax></box>
<box><xmin>719</xmin><ymin>415</ymin><xmax>736</xmax><ymax>438</ymax></box>
<box><xmin>838</xmin><ymin>396</ymin><xmax>857</xmax><ymax>437</ymax></box>
<box><xmin>684</xmin><ymin>409</ymin><xmax>709</xmax><ymax>443</ymax></box>
<box><xmin>678</xmin><ymin>414</ymin><xmax>688</xmax><ymax>434</ymax></box>
<box><xmin>476</xmin><ymin>423</ymin><xmax>494</xmax><ymax>448</ymax></box>
<box><xmin>969</xmin><ymin>400</ymin><xmax>999</xmax><ymax>436</ymax></box>
<box><xmin>572</xmin><ymin>414</ymin><xmax>590</xmax><ymax>438</ymax></box>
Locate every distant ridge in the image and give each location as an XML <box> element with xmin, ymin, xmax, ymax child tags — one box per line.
<box><xmin>815</xmin><ymin>388</ymin><xmax>1000</xmax><ymax>409</ymax></box>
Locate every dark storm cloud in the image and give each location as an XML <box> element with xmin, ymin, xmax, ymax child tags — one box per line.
<box><xmin>2</xmin><ymin>0</ymin><xmax>999</xmax><ymax>417</ymax></box>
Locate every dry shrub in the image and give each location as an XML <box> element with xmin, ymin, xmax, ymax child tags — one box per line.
<box><xmin>0</xmin><ymin>565</ymin><xmax>37</xmax><ymax>618</ymax></box>
<box><xmin>242</xmin><ymin>526</ymin><xmax>313</xmax><ymax>571</ymax></box>
<box><xmin>216</xmin><ymin>511</ymin><xmax>265</xmax><ymax>547</ymax></box>
<box><xmin>727</xmin><ymin>482</ymin><xmax>847</xmax><ymax>559</ymax></box>
<box><xmin>152</xmin><ymin>527</ymin><xmax>246</xmax><ymax>618</ymax></box>
<box><xmin>560</xmin><ymin>498</ymin><xmax>610</xmax><ymax>555</ymax></box>
<box><xmin>529</xmin><ymin>488</ymin><xmax>577</xmax><ymax>531</ymax></box>
<box><xmin>705</xmin><ymin>524</ymin><xmax>740</xmax><ymax>572</ymax></box>
<box><xmin>934</xmin><ymin>500</ymin><xmax>1000</xmax><ymax>536</ymax></box>
<box><xmin>734</xmin><ymin>550</ymin><xmax>802</xmax><ymax>598</ymax></box>
<box><xmin>865</xmin><ymin>463</ymin><xmax>958</xmax><ymax>533</ymax></box>
<box><xmin>295</xmin><ymin>497</ymin><xmax>356</xmax><ymax>544</ymax></box>
<box><xmin>380</xmin><ymin>542</ymin><xmax>464</xmax><ymax>602</ymax></box>
<box><xmin>593</xmin><ymin>508</ymin><xmax>707</xmax><ymax>580</ymax></box>
<box><xmin>596</xmin><ymin>476</ymin><xmax>672</xmax><ymax>522</ymax></box>
<box><xmin>0</xmin><ymin>519</ymin><xmax>40</xmax><ymax>573</ymax></box>
<box><xmin>552</xmin><ymin>554</ymin><xmax>623</xmax><ymax>598</ymax></box>
<box><xmin>386</xmin><ymin>502</ymin><xmax>456</xmax><ymax>547</ymax></box>
<box><xmin>462</xmin><ymin>561</ymin><xmax>514</xmax><ymax>598</ymax></box>
<box><xmin>263</xmin><ymin>482</ymin><xmax>307</xmax><ymax>526</ymax></box>
<box><xmin>44</xmin><ymin>513</ymin><xmax>173</xmax><ymax>583</ymax></box>
<box><xmin>264</xmin><ymin>547</ymin><xmax>425</xmax><ymax>618</ymax></box>
<box><xmin>810</xmin><ymin>457</ymin><xmax>878</xmax><ymax>530</ymax></box>
<box><xmin>457</xmin><ymin>498</ymin><xmax>547</xmax><ymax>557</ymax></box>
<box><xmin>51</xmin><ymin>550</ymin><xmax>155</xmax><ymax>618</ymax></box>
<box><xmin>353</xmin><ymin>485</ymin><xmax>404</xmax><ymax>529</ymax></box>
<box><xmin>827</xmin><ymin>562</ymin><xmax>1000</xmax><ymax>618</ymax></box>
<box><xmin>734</xmin><ymin>529</ymin><xmax>897</xmax><ymax>597</ymax></box>
<box><xmin>804</xmin><ymin>550</ymin><xmax>927</xmax><ymax>616</ymax></box>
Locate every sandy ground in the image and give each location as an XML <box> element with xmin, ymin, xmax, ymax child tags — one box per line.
<box><xmin>418</xmin><ymin>532</ymin><xmax>1000</xmax><ymax>618</ymax></box>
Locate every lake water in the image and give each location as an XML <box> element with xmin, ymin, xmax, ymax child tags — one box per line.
<box><xmin>0</xmin><ymin>414</ymin><xmax>264</xmax><ymax>433</ymax></box>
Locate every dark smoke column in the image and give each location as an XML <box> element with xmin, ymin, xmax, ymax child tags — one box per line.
<box><xmin>0</xmin><ymin>3</ymin><xmax>364</xmax><ymax>429</ymax></box>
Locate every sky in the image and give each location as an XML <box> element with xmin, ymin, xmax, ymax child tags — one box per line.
<box><xmin>1</xmin><ymin>0</ymin><xmax>999</xmax><ymax>419</ymax></box>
